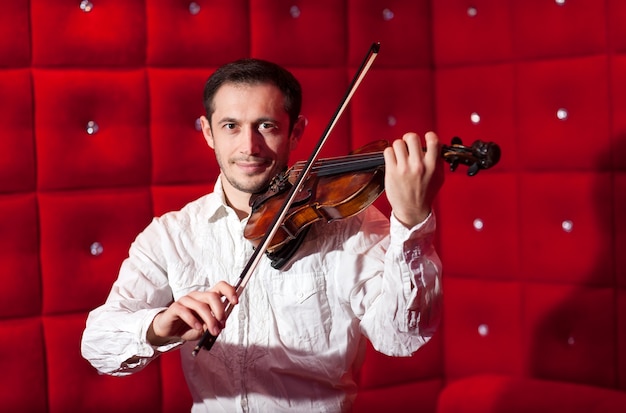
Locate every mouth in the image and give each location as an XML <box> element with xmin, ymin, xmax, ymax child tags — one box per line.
<box><xmin>233</xmin><ymin>158</ymin><xmax>272</xmax><ymax>175</ymax></box>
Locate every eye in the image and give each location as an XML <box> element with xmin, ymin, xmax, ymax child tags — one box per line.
<box><xmin>258</xmin><ymin>122</ymin><xmax>276</xmax><ymax>132</ymax></box>
<box><xmin>224</xmin><ymin>123</ymin><xmax>236</xmax><ymax>130</ymax></box>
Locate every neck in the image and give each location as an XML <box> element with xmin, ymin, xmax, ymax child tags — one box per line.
<box><xmin>219</xmin><ymin>175</ymin><xmax>253</xmax><ymax>220</ymax></box>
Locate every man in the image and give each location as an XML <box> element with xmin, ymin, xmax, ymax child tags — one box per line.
<box><xmin>81</xmin><ymin>58</ymin><xmax>444</xmax><ymax>412</ymax></box>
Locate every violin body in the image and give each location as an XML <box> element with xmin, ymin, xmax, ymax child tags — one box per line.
<box><xmin>245</xmin><ymin>141</ymin><xmax>388</xmax><ymax>268</ymax></box>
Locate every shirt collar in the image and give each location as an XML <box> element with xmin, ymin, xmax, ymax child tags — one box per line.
<box><xmin>203</xmin><ymin>176</ymin><xmax>229</xmax><ymax>220</ymax></box>
<box><xmin>204</xmin><ymin>176</ymin><xmax>249</xmax><ymax>223</ymax></box>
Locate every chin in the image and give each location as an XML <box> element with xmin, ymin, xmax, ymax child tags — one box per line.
<box><xmin>229</xmin><ymin>176</ymin><xmax>272</xmax><ymax>195</ymax></box>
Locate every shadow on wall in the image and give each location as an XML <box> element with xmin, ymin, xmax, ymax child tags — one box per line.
<box><xmin>528</xmin><ymin>132</ymin><xmax>624</xmax><ymax>390</ymax></box>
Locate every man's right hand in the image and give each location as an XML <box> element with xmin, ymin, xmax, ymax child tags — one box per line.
<box><xmin>147</xmin><ymin>281</ymin><xmax>239</xmax><ymax>346</ymax></box>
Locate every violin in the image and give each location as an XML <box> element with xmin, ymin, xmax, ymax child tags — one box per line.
<box><xmin>245</xmin><ymin>137</ymin><xmax>501</xmax><ymax>269</ymax></box>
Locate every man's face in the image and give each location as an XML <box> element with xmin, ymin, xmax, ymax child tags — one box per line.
<box><xmin>201</xmin><ymin>82</ymin><xmax>303</xmax><ymax>196</ymax></box>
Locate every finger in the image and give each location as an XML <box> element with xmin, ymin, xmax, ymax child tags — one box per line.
<box><xmin>165</xmin><ymin>301</ymin><xmax>204</xmax><ymax>331</ymax></box>
<box><xmin>187</xmin><ymin>283</ymin><xmax>238</xmax><ymax>335</ymax></box>
<box><xmin>212</xmin><ymin>280</ymin><xmax>239</xmax><ymax>305</ymax></box>
<box><xmin>390</xmin><ymin>136</ymin><xmax>411</xmax><ymax>170</ymax></box>
<box><xmin>402</xmin><ymin>132</ymin><xmax>424</xmax><ymax>158</ymax></box>
<box><xmin>178</xmin><ymin>294</ymin><xmax>221</xmax><ymax>333</ymax></box>
<box><xmin>423</xmin><ymin>131</ymin><xmax>442</xmax><ymax>171</ymax></box>
<box><xmin>383</xmin><ymin>143</ymin><xmax>397</xmax><ymax>168</ymax></box>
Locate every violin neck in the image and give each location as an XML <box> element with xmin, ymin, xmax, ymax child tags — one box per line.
<box><xmin>310</xmin><ymin>151</ymin><xmax>385</xmax><ymax>177</ymax></box>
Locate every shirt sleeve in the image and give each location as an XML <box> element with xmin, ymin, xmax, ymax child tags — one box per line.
<box><xmin>351</xmin><ymin>208</ymin><xmax>442</xmax><ymax>357</ymax></box>
<box><xmin>80</xmin><ymin>220</ymin><xmax>184</xmax><ymax>376</ymax></box>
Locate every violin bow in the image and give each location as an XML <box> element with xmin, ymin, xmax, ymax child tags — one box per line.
<box><xmin>192</xmin><ymin>42</ymin><xmax>381</xmax><ymax>356</ymax></box>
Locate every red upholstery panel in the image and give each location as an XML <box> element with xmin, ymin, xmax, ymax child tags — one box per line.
<box><xmin>149</xmin><ymin>69</ymin><xmax>218</xmax><ymax>185</ymax></box>
<box><xmin>519</xmin><ymin>173</ymin><xmax>613</xmax><ymax>285</ymax></box>
<box><xmin>612</xmin><ymin>56</ymin><xmax>626</xmax><ymax>169</ymax></box>
<box><xmin>34</xmin><ymin>70</ymin><xmax>150</xmax><ymax>190</ymax></box>
<box><xmin>288</xmin><ymin>68</ymin><xmax>351</xmax><ymax>160</ymax></box>
<box><xmin>0</xmin><ymin>193</ymin><xmax>40</xmax><ymax>318</ymax></box>
<box><xmin>617</xmin><ymin>173</ymin><xmax>626</xmax><ymax>288</ymax></box>
<box><xmin>511</xmin><ymin>0</ymin><xmax>606</xmax><ymax>59</ymax></box>
<box><xmin>0</xmin><ymin>318</ymin><xmax>47</xmax><ymax>412</ymax></box>
<box><xmin>437</xmin><ymin>172</ymin><xmax>519</xmax><ymax>280</ymax></box>
<box><xmin>350</xmin><ymin>69</ymin><xmax>435</xmax><ymax>149</ymax></box>
<box><xmin>161</xmin><ymin>351</ymin><xmax>193</xmax><ymax>413</ymax></box>
<box><xmin>347</xmin><ymin>0</ymin><xmax>432</xmax><ymax>68</ymax></box>
<box><xmin>435</xmin><ymin>64</ymin><xmax>516</xmax><ymax>170</ymax></box>
<box><xmin>146</xmin><ymin>0</ymin><xmax>250</xmax><ymax>66</ymax></box>
<box><xmin>358</xmin><ymin>335</ymin><xmax>442</xmax><ymax>389</ymax></box>
<box><xmin>250</xmin><ymin>0</ymin><xmax>347</xmax><ymax>66</ymax></box>
<box><xmin>354</xmin><ymin>379</ymin><xmax>442</xmax><ymax>412</ymax></box>
<box><xmin>608</xmin><ymin>0</ymin><xmax>626</xmax><ymax>53</ymax></box>
<box><xmin>152</xmin><ymin>184</ymin><xmax>215</xmax><ymax>218</ymax></box>
<box><xmin>618</xmin><ymin>290</ymin><xmax>626</xmax><ymax>391</ymax></box>
<box><xmin>524</xmin><ymin>283</ymin><xmax>616</xmax><ymax>387</ymax></box>
<box><xmin>39</xmin><ymin>189</ymin><xmax>153</xmax><ymax>314</ymax></box>
<box><xmin>443</xmin><ymin>278</ymin><xmax>524</xmax><ymax>379</ymax></box>
<box><xmin>432</xmin><ymin>0</ymin><xmax>514</xmax><ymax>66</ymax></box>
<box><xmin>437</xmin><ymin>375</ymin><xmax>626</xmax><ymax>413</ymax></box>
<box><xmin>0</xmin><ymin>69</ymin><xmax>35</xmax><ymax>192</ymax></box>
<box><xmin>0</xmin><ymin>2</ymin><xmax>30</xmax><ymax>67</ymax></box>
<box><xmin>45</xmin><ymin>313</ymin><xmax>162</xmax><ymax>413</ymax></box>
<box><xmin>516</xmin><ymin>57</ymin><xmax>610</xmax><ymax>171</ymax></box>
<box><xmin>31</xmin><ymin>0</ymin><xmax>146</xmax><ymax>66</ymax></box>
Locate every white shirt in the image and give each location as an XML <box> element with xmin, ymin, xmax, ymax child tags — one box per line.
<box><xmin>81</xmin><ymin>177</ymin><xmax>442</xmax><ymax>413</ymax></box>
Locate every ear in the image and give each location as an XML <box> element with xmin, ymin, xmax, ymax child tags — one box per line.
<box><xmin>289</xmin><ymin>115</ymin><xmax>306</xmax><ymax>152</ymax></box>
<box><xmin>200</xmin><ymin>115</ymin><xmax>215</xmax><ymax>149</ymax></box>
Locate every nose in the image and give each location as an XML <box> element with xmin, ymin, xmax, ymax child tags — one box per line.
<box><xmin>240</xmin><ymin>125</ymin><xmax>262</xmax><ymax>155</ymax></box>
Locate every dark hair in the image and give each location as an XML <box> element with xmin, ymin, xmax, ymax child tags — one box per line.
<box><xmin>203</xmin><ymin>58</ymin><xmax>302</xmax><ymax>132</ymax></box>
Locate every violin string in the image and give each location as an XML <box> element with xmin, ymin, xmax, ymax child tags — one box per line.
<box><xmin>290</xmin><ymin>152</ymin><xmax>385</xmax><ymax>176</ymax></box>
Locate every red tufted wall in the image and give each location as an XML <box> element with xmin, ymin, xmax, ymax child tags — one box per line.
<box><xmin>1</xmin><ymin>1</ymin><xmax>625</xmax><ymax>412</ymax></box>
<box><xmin>434</xmin><ymin>0</ymin><xmax>626</xmax><ymax>390</ymax></box>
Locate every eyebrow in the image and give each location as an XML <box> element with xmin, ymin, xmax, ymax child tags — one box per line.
<box><xmin>216</xmin><ymin>117</ymin><xmax>238</xmax><ymax>124</ymax></box>
<box><xmin>216</xmin><ymin>116</ymin><xmax>282</xmax><ymax>126</ymax></box>
<box><xmin>256</xmin><ymin>117</ymin><xmax>281</xmax><ymax>125</ymax></box>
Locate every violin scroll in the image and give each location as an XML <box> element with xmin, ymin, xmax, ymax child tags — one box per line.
<box><xmin>442</xmin><ymin>137</ymin><xmax>501</xmax><ymax>176</ymax></box>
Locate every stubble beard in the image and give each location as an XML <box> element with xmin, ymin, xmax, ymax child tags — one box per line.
<box><xmin>218</xmin><ymin>157</ymin><xmax>277</xmax><ymax>195</ymax></box>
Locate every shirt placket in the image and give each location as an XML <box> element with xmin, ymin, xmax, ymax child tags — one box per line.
<box><xmin>232</xmin><ymin>218</ymin><xmax>255</xmax><ymax>412</ymax></box>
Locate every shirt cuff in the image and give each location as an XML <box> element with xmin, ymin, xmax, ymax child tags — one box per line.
<box><xmin>138</xmin><ymin>307</ymin><xmax>185</xmax><ymax>353</ymax></box>
<box><xmin>389</xmin><ymin>211</ymin><xmax>435</xmax><ymax>249</ymax></box>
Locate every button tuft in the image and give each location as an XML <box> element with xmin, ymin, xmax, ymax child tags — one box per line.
<box><xmin>290</xmin><ymin>5</ymin><xmax>301</xmax><ymax>18</ymax></box>
<box><xmin>86</xmin><ymin>120</ymin><xmax>99</xmax><ymax>135</ymax></box>
<box><xmin>382</xmin><ymin>8</ymin><xmax>394</xmax><ymax>21</ymax></box>
<box><xmin>80</xmin><ymin>0</ymin><xmax>94</xmax><ymax>12</ymax></box>
<box><xmin>561</xmin><ymin>220</ymin><xmax>573</xmax><ymax>233</ymax></box>
<box><xmin>90</xmin><ymin>242</ymin><xmax>104</xmax><ymax>256</ymax></box>
<box><xmin>470</xmin><ymin>112</ymin><xmax>481</xmax><ymax>125</ymax></box>
<box><xmin>473</xmin><ymin>218</ymin><xmax>484</xmax><ymax>231</ymax></box>
<box><xmin>189</xmin><ymin>2</ymin><xmax>201</xmax><ymax>15</ymax></box>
